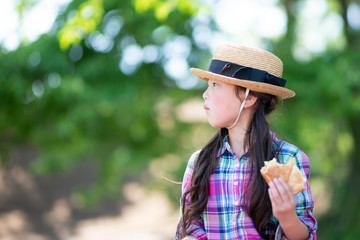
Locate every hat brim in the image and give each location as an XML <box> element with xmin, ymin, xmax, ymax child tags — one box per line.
<box><xmin>190</xmin><ymin>68</ymin><xmax>295</xmax><ymax>100</ymax></box>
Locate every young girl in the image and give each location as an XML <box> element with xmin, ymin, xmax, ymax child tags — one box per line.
<box><xmin>176</xmin><ymin>43</ymin><xmax>317</xmax><ymax>240</ymax></box>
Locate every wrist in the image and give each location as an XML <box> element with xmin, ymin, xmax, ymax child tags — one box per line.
<box><xmin>277</xmin><ymin>212</ymin><xmax>309</xmax><ymax>240</ymax></box>
<box><xmin>277</xmin><ymin>211</ymin><xmax>298</xmax><ymax>228</ymax></box>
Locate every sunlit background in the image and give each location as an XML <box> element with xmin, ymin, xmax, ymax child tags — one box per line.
<box><xmin>0</xmin><ymin>0</ymin><xmax>359</xmax><ymax>239</ymax></box>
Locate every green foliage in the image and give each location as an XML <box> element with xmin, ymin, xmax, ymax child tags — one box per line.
<box><xmin>1</xmin><ymin>0</ymin><xmax>360</xmax><ymax>238</ymax></box>
<box><xmin>0</xmin><ymin>0</ymin><xmax>209</xmax><ymax>207</ymax></box>
<box><xmin>273</xmin><ymin>44</ymin><xmax>360</xmax><ymax>239</ymax></box>
<box><xmin>133</xmin><ymin>0</ymin><xmax>201</xmax><ymax>21</ymax></box>
<box><xmin>58</xmin><ymin>0</ymin><xmax>105</xmax><ymax>50</ymax></box>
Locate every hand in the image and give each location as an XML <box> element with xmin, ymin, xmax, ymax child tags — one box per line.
<box><xmin>183</xmin><ymin>236</ymin><xmax>198</xmax><ymax>240</ymax></box>
<box><xmin>268</xmin><ymin>178</ymin><xmax>296</xmax><ymax>223</ymax></box>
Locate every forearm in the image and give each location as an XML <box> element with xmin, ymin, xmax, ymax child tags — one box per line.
<box><xmin>279</xmin><ymin>212</ymin><xmax>309</xmax><ymax>240</ymax></box>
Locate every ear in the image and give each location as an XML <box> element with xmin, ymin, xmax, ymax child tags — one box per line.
<box><xmin>244</xmin><ymin>94</ymin><xmax>258</xmax><ymax>109</ymax></box>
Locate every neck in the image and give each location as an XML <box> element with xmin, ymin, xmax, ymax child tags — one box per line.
<box><xmin>228</xmin><ymin>125</ymin><xmax>248</xmax><ymax>158</ymax></box>
<box><xmin>227</xmin><ymin>109</ymin><xmax>255</xmax><ymax>158</ymax></box>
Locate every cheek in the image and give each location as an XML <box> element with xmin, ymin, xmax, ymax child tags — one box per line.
<box><xmin>210</xmin><ymin>92</ymin><xmax>240</xmax><ymax>125</ymax></box>
<box><xmin>212</xmin><ymin>92</ymin><xmax>238</xmax><ymax>112</ymax></box>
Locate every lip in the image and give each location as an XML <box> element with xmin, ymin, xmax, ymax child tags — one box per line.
<box><xmin>204</xmin><ymin>105</ymin><xmax>210</xmax><ymax>111</ymax></box>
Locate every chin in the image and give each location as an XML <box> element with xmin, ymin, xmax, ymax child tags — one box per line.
<box><xmin>208</xmin><ymin>121</ymin><xmax>226</xmax><ymax>129</ymax></box>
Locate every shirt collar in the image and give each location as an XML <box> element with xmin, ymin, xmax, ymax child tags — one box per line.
<box><xmin>216</xmin><ymin>131</ymin><xmax>279</xmax><ymax>158</ymax></box>
<box><xmin>217</xmin><ymin>135</ymin><xmax>234</xmax><ymax>157</ymax></box>
<box><xmin>217</xmin><ymin>134</ymin><xmax>251</xmax><ymax>159</ymax></box>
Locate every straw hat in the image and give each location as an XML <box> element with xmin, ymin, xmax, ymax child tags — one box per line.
<box><xmin>190</xmin><ymin>42</ymin><xmax>295</xmax><ymax>99</ymax></box>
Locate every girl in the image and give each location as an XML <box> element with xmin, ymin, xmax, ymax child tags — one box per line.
<box><xmin>176</xmin><ymin>43</ymin><xmax>317</xmax><ymax>240</ymax></box>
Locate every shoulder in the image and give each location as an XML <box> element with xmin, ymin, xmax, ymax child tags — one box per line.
<box><xmin>187</xmin><ymin>150</ymin><xmax>201</xmax><ymax>168</ymax></box>
<box><xmin>181</xmin><ymin>150</ymin><xmax>201</xmax><ymax>192</ymax></box>
<box><xmin>273</xmin><ymin>134</ymin><xmax>311</xmax><ymax>178</ymax></box>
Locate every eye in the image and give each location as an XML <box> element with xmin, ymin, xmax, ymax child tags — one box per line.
<box><xmin>212</xmin><ymin>82</ymin><xmax>218</xmax><ymax>87</ymax></box>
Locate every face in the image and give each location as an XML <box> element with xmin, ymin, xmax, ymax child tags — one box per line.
<box><xmin>203</xmin><ymin>79</ymin><xmax>241</xmax><ymax>128</ymax></box>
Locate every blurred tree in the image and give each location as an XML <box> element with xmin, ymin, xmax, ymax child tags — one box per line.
<box><xmin>273</xmin><ymin>0</ymin><xmax>360</xmax><ymax>238</ymax></box>
<box><xmin>0</xmin><ymin>0</ymin><xmax>213</xmax><ymax>206</ymax></box>
<box><xmin>1</xmin><ymin>0</ymin><xmax>360</xmax><ymax>238</ymax></box>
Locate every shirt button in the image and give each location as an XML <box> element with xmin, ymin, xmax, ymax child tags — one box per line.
<box><xmin>234</xmin><ymin>201</ymin><xmax>239</xmax><ymax>206</ymax></box>
<box><xmin>234</xmin><ymin>181</ymin><xmax>238</xmax><ymax>186</ymax></box>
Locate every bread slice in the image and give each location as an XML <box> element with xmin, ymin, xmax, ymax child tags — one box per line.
<box><xmin>260</xmin><ymin>157</ymin><xmax>306</xmax><ymax>195</ymax></box>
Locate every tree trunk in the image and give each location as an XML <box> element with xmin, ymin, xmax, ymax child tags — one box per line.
<box><xmin>336</xmin><ymin>116</ymin><xmax>360</xmax><ymax>235</ymax></box>
<box><xmin>339</xmin><ymin>0</ymin><xmax>350</xmax><ymax>43</ymax></box>
<box><xmin>278</xmin><ymin>0</ymin><xmax>298</xmax><ymax>53</ymax></box>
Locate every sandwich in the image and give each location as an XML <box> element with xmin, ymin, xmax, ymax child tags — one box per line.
<box><xmin>260</xmin><ymin>157</ymin><xmax>306</xmax><ymax>195</ymax></box>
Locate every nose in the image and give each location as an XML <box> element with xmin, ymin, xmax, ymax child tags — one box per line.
<box><xmin>203</xmin><ymin>88</ymin><xmax>208</xmax><ymax>100</ymax></box>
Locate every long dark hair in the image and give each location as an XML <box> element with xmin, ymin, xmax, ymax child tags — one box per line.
<box><xmin>177</xmin><ymin>87</ymin><xmax>280</xmax><ymax>239</ymax></box>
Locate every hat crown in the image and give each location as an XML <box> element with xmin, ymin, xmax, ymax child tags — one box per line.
<box><xmin>213</xmin><ymin>43</ymin><xmax>283</xmax><ymax>78</ymax></box>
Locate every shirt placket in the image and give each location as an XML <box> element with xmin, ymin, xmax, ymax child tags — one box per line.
<box><xmin>232</xmin><ymin>155</ymin><xmax>241</xmax><ymax>239</ymax></box>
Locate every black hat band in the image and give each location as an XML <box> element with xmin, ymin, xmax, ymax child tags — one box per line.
<box><xmin>208</xmin><ymin>59</ymin><xmax>287</xmax><ymax>87</ymax></box>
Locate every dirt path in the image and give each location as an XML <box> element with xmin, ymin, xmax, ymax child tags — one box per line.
<box><xmin>69</xmin><ymin>182</ymin><xmax>178</xmax><ymax>240</ymax></box>
<box><xmin>0</xmin><ymin>146</ymin><xmax>179</xmax><ymax>240</ymax></box>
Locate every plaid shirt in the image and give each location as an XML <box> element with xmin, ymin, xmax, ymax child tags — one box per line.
<box><xmin>176</xmin><ymin>133</ymin><xmax>317</xmax><ymax>240</ymax></box>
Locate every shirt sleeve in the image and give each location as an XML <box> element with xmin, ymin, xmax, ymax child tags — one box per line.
<box><xmin>275</xmin><ymin>150</ymin><xmax>318</xmax><ymax>240</ymax></box>
<box><xmin>176</xmin><ymin>150</ymin><xmax>207</xmax><ymax>240</ymax></box>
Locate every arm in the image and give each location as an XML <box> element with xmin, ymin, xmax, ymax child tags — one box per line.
<box><xmin>269</xmin><ymin>178</ymin><xmax>309</xmax><ymax>239</ymax></box>
<box><xmin>176</xmin><ymin>151</ymin><xmax>207</xmax><ymax>240</ymax></box>
<box><xmin>269</xmin><ymin>151</ymin><xmax>317</xmax><ymax>239</ymax></box>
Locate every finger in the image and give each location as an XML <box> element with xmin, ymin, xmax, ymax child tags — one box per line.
<box><xmin>268</xmin><ymin>186</ymin><xmax>276</xmax><ymax>205</ymax></box>
<box><xmin>275</xmin><ymin>177</ymin><xmax>295</xmax><ymax>203</ymax></box>
<box><xmin>277</xmin><ymin>178</ymin><xmax>294</xmax><ymax>200</ymax></box>
<box><xmin>183</xmin><ymin>236</ymin><xmax>198</xmax><ymax>240</ymax></box>
<box><xmin>268</xmin><ymin>181</ymin><xmax>281</xmax><ymax>205</ymax></box>
<box><xmin>272</xmin><ymin>178</ymin><xmax>288</xmax><ymax>202</ymax></box>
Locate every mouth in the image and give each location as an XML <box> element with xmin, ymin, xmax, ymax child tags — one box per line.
<box><xmin>204</xmin><ymin>105</ymin><xmax>210</xmax><ymax>111</ymax></box>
